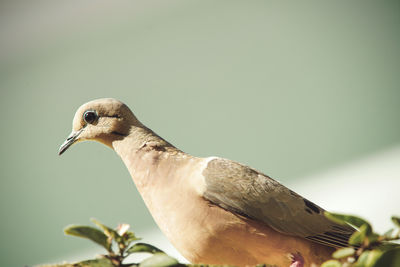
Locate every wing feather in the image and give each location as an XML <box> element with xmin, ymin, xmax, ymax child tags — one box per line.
<box><xmin>202</xmin><ymin>157</ymin><xmax>356</xmax><ymax>248</ymax></box>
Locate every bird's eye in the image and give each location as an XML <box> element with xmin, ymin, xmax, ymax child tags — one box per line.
<box><xmin>83</xmin><ymin>110</ymin><xmax>97</xmax><ymax>124</ymax></box>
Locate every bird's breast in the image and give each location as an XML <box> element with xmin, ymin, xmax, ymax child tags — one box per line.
<box><xmin>125</xmin><ymin>154</ymin><xmax>331</xmax><ymax>267</ymax></box>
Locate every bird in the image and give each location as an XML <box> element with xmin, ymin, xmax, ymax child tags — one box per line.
<box><xmin>59</xmin><ymin>98</ymin><xmax>355</xmax><ymax>267</ymax></box>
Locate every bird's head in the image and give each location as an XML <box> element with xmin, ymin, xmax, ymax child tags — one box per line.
<box><xmin>58</xmin><ymin>98</ymin><xmax>141</xmax><ymax>155</ymax></box>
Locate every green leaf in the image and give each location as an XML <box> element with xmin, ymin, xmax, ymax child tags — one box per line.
<box><xmin>139</xmin><ymin>253</ymin><xmax>180</xmax><ymax>267</ymax></box>
<box><xmin>369</xmin><ymin>233</ymin><xmax>380</xmax><ymax>244</ymax></box>
<box><xmin>391</xmin><ymin>216</ymin><xmax>400</xmax><ymax>228</ymax></box>
<box><xmin>39</xmin><ymin>258</ymin><xmax>115</xmax><ymax>267</ymax></box>
<box><xmin>126</xmin><ymin>242</ymin><xmax>164</xmax><ymax>254</ymax></box>
<box><xmin>123</xmin><ymin>230</ymin><xmax>141</xmax><ymax>244</ymax></box>
<box><xmin>374</xmin><ymin>243</ymin><xmax>400</xmax><ymax>253</ymax></box>
<box><xmin>91</xmin><ymin>218</ymin><xmax>122</xmax><ymax>243</ymax></box>
<box><xmin>353</xmin><ymin>250</ymin><xmax>370</xmax><ymax>267</ymax></box>
<box><xmin>64</xmin><ymin>225</ymin><xmax>111</xmax><ymax>251</ymax></box>
<box><xmin>349</xmin><ymin>224</ymin><xmax>369</xmax><ymax>246</ymax></box>
<box><xmin>372</xmin><ymin>248</ymin><xmax>400</xmax><ymax>267</ymax></box>
<box><xmin>325</xmin><ymin>212</ymin><xmax>372</xmax><ymax>230</ymax></box>
<box><xmin>349</xmin><ymin>224</ymin><xmax>380</xmax><ymax>246</ymax></box>
<box><xmin>383</xmin><ymin>229</ymin><xmax>395</xmax><ymax>239</ymax></box>
<box><xmin>320</xmin><ymin>259</ymin><xmax>341</xmax><ymax>267</ymax></box>
<box><xmin>74</xmin><ymin>258</ymin><xmax>115</xmax><ymax>267</ymax></box>
<box><xmin>332</xmin><ymin>247</ymin><xmax>355</xmax><ymax>259</ymax></box>
<box><xmin>354</xmin><ymin>250</ymin><xmax>384</xmax><ymax>267</ymax></box>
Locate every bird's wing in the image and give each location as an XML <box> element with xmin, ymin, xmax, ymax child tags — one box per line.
<box><xmin>202</xmin><ymin>157</ymin><xmax>355</xmax><ymax>248</ymax></box>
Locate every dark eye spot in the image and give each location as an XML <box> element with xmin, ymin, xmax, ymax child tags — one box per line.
<box><xmin>303</xmin><ymin>199</ymin><xmax>320</xmax><ymax>214</ymax></box>
<box><xmin>83</xmin><ymin>110</ymin><xmax>97</xmax><ymax>124</ymax></box>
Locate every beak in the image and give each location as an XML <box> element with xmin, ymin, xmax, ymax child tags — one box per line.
<box><xmin>58</xmin><ymin>129</ymin><xmax>84</xmax><ymax>155</ymax></box>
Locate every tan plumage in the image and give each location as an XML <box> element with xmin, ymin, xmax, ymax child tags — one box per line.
<box><xmin>59</xmin><ymin>98</ymin><xmax>355</xmax><ymax>267</ymax></box>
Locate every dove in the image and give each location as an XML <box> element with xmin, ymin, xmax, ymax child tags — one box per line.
<box><xmin>59</xmin><ymin>98</ymin><xmax>355</xmax><ymax>267</ymax></box>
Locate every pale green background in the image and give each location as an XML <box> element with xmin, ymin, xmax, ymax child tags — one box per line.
<box><xmin>0</xmin><ymin>1</ymin><xmax>399</xmax><ymax>266</ymax></box>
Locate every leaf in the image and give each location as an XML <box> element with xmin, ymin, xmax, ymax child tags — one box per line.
<box><xmin>353</xmin><ymin>251</ymin><xmax>370</xmax><ymax>267</ymax></box>
<box><xmin>139</xmin><ymin>253</ymin><xmax>180</xmax><ymax>267</ymax></box>
<box><xmin>320</xmin><ymin>259</ymin><xmax>342</xmax><ymax>267</ymax></box>
<box><xmin>123</xmin><ymin>230</ymin><xmax>141</xmax><ymax>244</ymax></box>
<box><xmin>372</xmin><ymin>248</ymin><xmax>400</xmax><ymax>267</ymax></box>
<box><xmin>332</xmin><ymin>247</ymin><xmax>355</xmax><ymax>259</ymax></box>
<box><xmin>64</xmin><ymin>225</ymin><xmax>111</xmax><ymax>251</ymax></box>
<box><xmin>383</xmin><ymin>229</ymin><xmax>395</xmax><ymax>239</ymax></box>
<box><xmin>374</xmin><ymin>243</ymin><xmax>400</xmax><ymax>252</ymax></box>
<box><xmin>349</xmin><ymin>224</ymin><xmax>369</xmax><ymax>246</ymax></box>
<box><xmin>126</xmin><ymin>242</ymin><xmax>164</xmax><ymax>254</ymax></box>
<box><xmin>325</xmin><ymin>212</ymin><xmax>372</xmax><ymax>230</ymax></box>
<box><xmin>368</xmin><ymin>233</ymin><xmax>380</xmax><ymax>244</ymax></box>
<box><xmin>391</xmin><ymin>216</ymin><xmax>400</xmax><ymax>228</ymax></box>
<box><xmin>91</xmin><ymin>218</ymin><xmax>122</xmax><ymax>243</ymax></box>
<box><xmin>349</xmin><ymin>224</ymin><xmax>380</xmax><ymax>246</ymax></box>
<box><xmin>74</xmin><ymin>258</ymin><xmax>115</xmax><ymax>267</ymax></box>
<box><xmin>354</xmin><ymin>250</ymin><xmax>384</xmax><ymax>267</ymax></box>
<box><xmin>39</xmin><ymin>258</ymin><xmax>114</xmax><ymax>267</ymax></box>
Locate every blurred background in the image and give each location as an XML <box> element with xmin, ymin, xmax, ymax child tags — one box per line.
<box><xmin>0</xmin><ymin>1</ymin><xmax>399</xmax><ymax>266</ymax></box>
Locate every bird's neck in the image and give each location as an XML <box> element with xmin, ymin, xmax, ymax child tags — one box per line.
<box><xmin>111</xmin><ymin>125</ymin><xmax>188</xmax><ymax>192</ymax></box>
<box><xmin>112</xmin><ymin>125</ymin><xmax>173</xmax><ymax>152</ymax></box>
